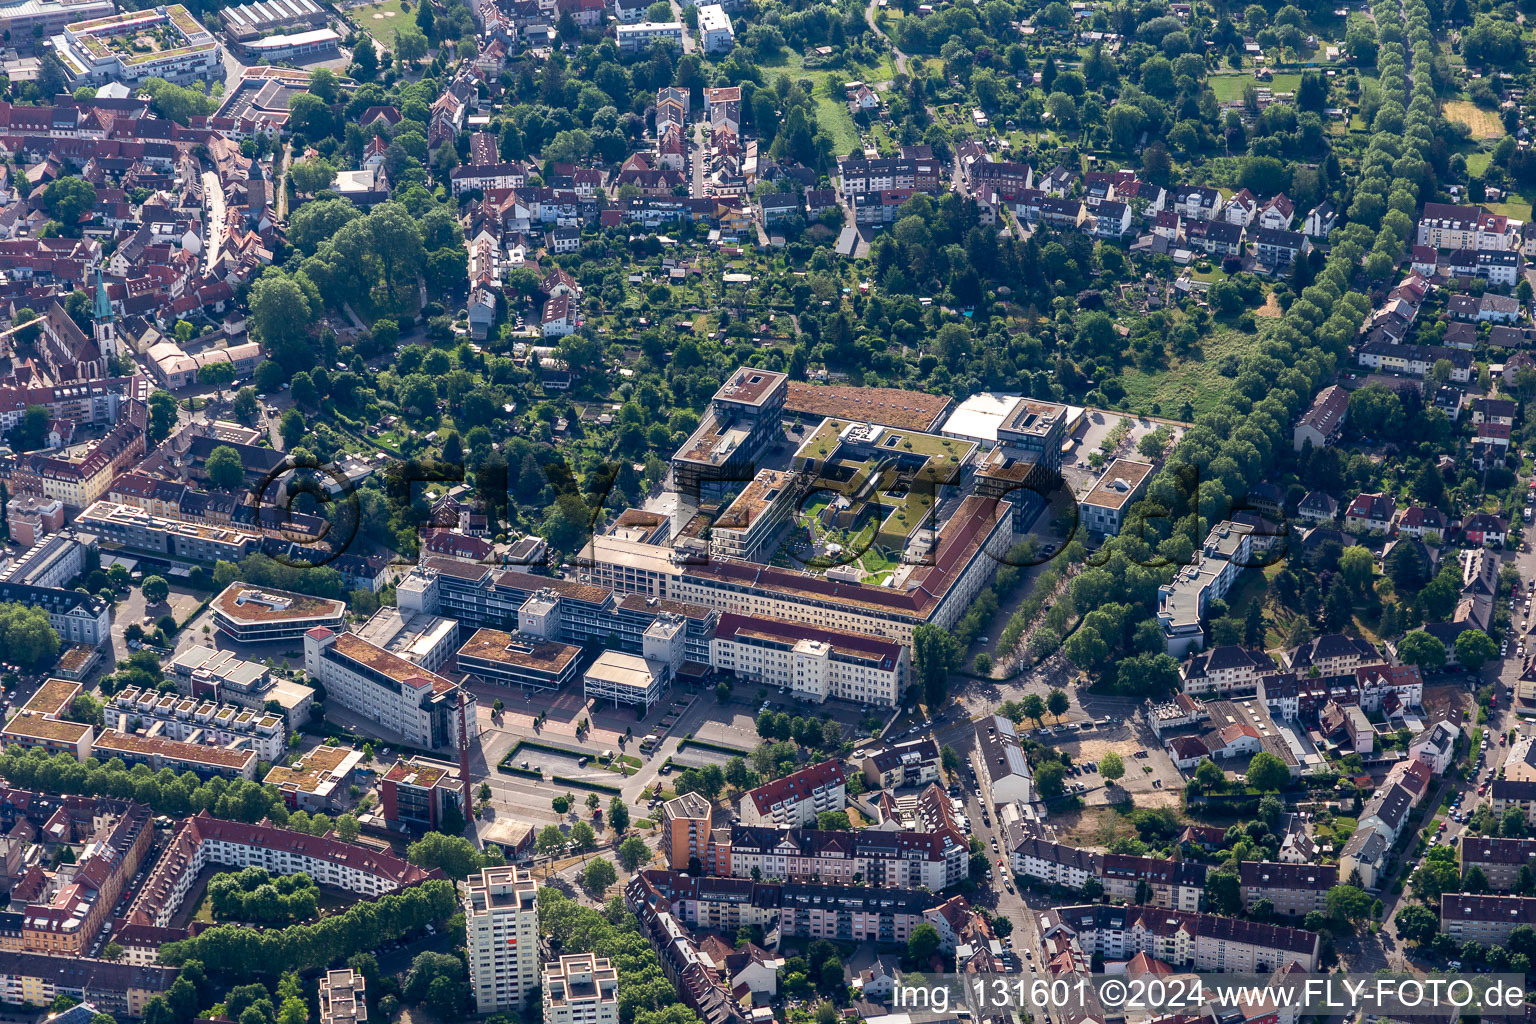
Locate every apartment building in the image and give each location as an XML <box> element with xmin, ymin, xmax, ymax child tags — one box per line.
<box><xmin>615</xmin><ymin>20</ymin><xmax>682</xmax><ymax>50</ymax></box>
<box><xmin>303</xmin><ymin>628</ymin><xmax>479</xmax><ymax>752</ymax></box>
<box><xmin>861</xmin><ymin>738</ymin><xmax>941</xmax><ymax>790</ymax></box>
<box><xmin>1238</xmin><ymin>862</ymin><xmax>1336</xmax><ymax>918</ymax></box>
<box><xmin>1488</xmin><ymin>780</ymin><xmax>1536</xmax><ymax>824</ymax></box>
<box><xmin>263</xmin><ymin>745</ymin><xmax>366</xmax><ymax>813</ymax></box>
<box><xmin>975</xmin><ymin>715</ymin><xmax>1033</xmax><ymax>805</ymax></box>
<box><xmin>0</xmin><ymin>581</ymin><xmax>110</xmax><ymax>646</ymax></box>
<box><xmin>94</xmin><ymin>730</ymin><xmax>257</xmax><ymax>780</ymax></box>
<box><xmin>662</xmin><ymin>792</ymin><xmax>714</xmax><ymax>871</ymax></box>
<box><xmin>710</xmin><ymin>612</ymin><xmax>907</xmax><ymax>707</ymax></box>
<box><xmin>1417</xmin><ymin>203</ymin><xmax>1482</xmax><ymax>250</ymax></box>
<box><xmin>0</xmin><ymin>952</ymin><xmax>174</xmax><ymax>1019</ymax></box>
<box><xmin>543</xmin><ymin>954</ymin><xmax>619</xmax><ymax>1024</ymax></box>
<box><xmin>1079</xmin><ymin>458</ymin><xmax>1153</xmax><ymax>537</ymax></box>
<box><xmin>634</xmin><ymin>869</ymin><xmax>946</xmax><ymax>944</ymax></box>
<box><xmin>104</xmin><ymin>686</ymin><xmax>285</xmax><ymax>761</ymax></box>
<box><xmin>122</xmin><ymin>811</ymin><xmax>435</xmax><ymax>931</ymax></box>
<box><xmin>740</xmin><ymin>760</ymin><xmax>847</xmax><ymax>828</ymax></box>
<box><xmin>1039</xmin><ymin>904</ymin><xmax>1320</xmax><ymax>972</ymax></box>
<box><xmin>1101</xmin><ymin>855</ymin><xmax>1206</xmax><ymax>912</ymax></box>
<box><xmin>1441</xmin><ymin>893</ymin><xmax>1536</xmax><ymax>946</ymax></box>
<box><xmin>1157</xmin><ymin>520</ymin><xmax>1256</xmax><ymax>657</ymax></box>
<box><xmin>53</xmin><ymin>5</ymin><xmax>221</xmax><ymax>87</ymax></box>
<box><xmin>464</xmin><ymin>867</ymin><xmax>539</xmax><ymax>1014</ymax></box>
<box><xmin>1179</xmin><ymin>646</ymin><xmax>1273</xmax><ymax>696</ymax></box>
<box><xmin>0</xmin><ymin>679</ymin><xmax>93</xmax><ymax>759</ymax></box>
<box><xmin>1009</xmin><ymin>835</ymin><xmax>1100</xmax><ymax>891</ymax></box>
<box><xmin>319</xmin><ymin>969</ymin><xmax>366</xmax><ymax>1024</ymax></box>
<box><xmin>718</xmin><ymin>822</ymin><xmax>968</xmax><ymax>890</ymax></box>
<box><xmin>1458</xmin><ymin>836</ymin><xmax>1536</xmax><ymax>891</ymax></box>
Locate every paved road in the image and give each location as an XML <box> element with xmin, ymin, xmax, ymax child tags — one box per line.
<box><xmin>202</xmin><ymin>171</ymin><xmax>227</xmax><ymax>274</ymax></box>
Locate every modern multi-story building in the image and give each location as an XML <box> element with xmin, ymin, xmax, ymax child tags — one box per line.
<box><xmin>168</xmin><ymin>645</ymin><xmax>314</xmax><ymax>726</ymax></box>
<box><xmin>1157</xmin><ymin>520</ymin><xmax>1257</xmax><ymax>657</ymax></box>
<box><xmin>662</xmin><ymin>791</ymin><xmax>713</xmax><ymax>871</ymax></box>
<box><xmin>739</xmin><ymin>760</ymin><xmax>847</xmax><ymax>828</ymax></box>
<box><xmin>615</xmin><ymin>19</ymin><xmax>682</xmax><ymax>51</ymax></box>
<box><xmin>464</xmin><ymin>866</ymin><xmax>539</xmax><ymax>1014</ymax></box>
<box><xmin>0</xmin><ymin>529</ymin><xmax>93</xmax><ymax>589</ymax></box>
<box><xmin>318</xmin><ymin>969</ymin><xmax>367</xmax><ymax>1024</ymax></box>
<box><xmin>302</xmin><ymin>627</ymin><xmax>479</xmax><ymax>753</ymax></box>
<box><xmin>861</xmin><ymin>738</ymin><xmax>941</xmax><ymax>790</ymax></box>
<box><xmin>455</xmin><ymin>627</ymin><xmax>583</xmax><ymax>693</ymax></box>
<box><xmin>52</xmin><ymin>5</ymin><xmax>221</xmax><ymax>86</ymax></box>
<box><xmin>670</xmin><ymin>368</ymin><xmax>789</xmax><ymax>500</ymax></box>
<box><xmin>263</xmin><ymin>745</ymin><xmax>366</xmax><ymax>812</ymax></box>
<box><xmin>381</xmin><ymin>757</ymin><xmax>465</xmax><ymax>833</ymax></box>
<box><xmin>212</xmin><ymin>584</ymin><xmax>346</xmax><ymax>644</ymax></box>
<box><xmin>76</xmin><ymin>501</ymin><xmax>263</xmax><ymax>564</ymax></box>
<box><xmin>1079</xmin><ymin>459</ymin><xmax>1154</xmax><ymax>537</ymax></box>
<box><xmin>0</xmin><ymin>0</ymin><xmax>114</xmax><ymax>48</ymax></box>
<box><xmin>0</xmin><ymin>679</ymin><xmax>93</xmax><ymax>759</ymax></box>
<box><xmin>104</xmin><ymin>686</ymin><xmax>285</xmax><ymax>762</ymax></box>
<box><xmin>93</xmin><ymin>729</ymin><xmax>258</xmax><ymax>780</ymax></box>
<box><xmin>542</xmin><ymin>954</ymin><xmax>619</xmax><ymax>1024</ymax></box>
<box><xmin>696</xmin><ymin>2</ymin><xmax>732</xmax><ymax>51</ymax></box>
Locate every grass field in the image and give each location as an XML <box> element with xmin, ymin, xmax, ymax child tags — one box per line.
<box><xmin>1115</xmin><ymin>321</ymin><xmax>1272</xmax><ymax>419</ymax></box>
<box><xmin>1444</xmin><ymin>99</ymin><xmax>1504</xmax><ymax>139</ymax></box>
<box><xmin>347</xmin><ymin>0</ymin><xmax>410</xmax><ymax>47</ymax></box>
<box><xmin>1466</xmin><ymin>149</ymin><xmax>1493</xmax><ymax>177</ymax></box>
<box><xmin>1207</xmin><ymin>72</ymin><xmax>1302</xmax><ymax>103</ymax></box>
<box><xmin>1487</xmin><ymin>199</ymin><xmax>1535</xmax><ymax>221</ymax></box>
<box><xmin>760</xmin><ymin>51</ymin><xmax>864</xmax><ymax>157</ymax></box>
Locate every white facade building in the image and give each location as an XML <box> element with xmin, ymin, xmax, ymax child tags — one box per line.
<box><xmin>465</xmin><ymin>867</ymin><xmax>540</xmax><ymax>1014</ymax></box>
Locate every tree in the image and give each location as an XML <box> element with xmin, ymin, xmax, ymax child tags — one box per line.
<box><xmin>43</xmin><ymin>177</ymin><xmax>97</xmax><ymax>231</ymax></box>
<box><xmin>1246</xmin><ymin>751</ymin><xmax>1289</xmax><ymax>791</ymax></box>
<box><xmin>205</xmin><ymin>445</ymin><xmax>245</xmax><ymax>492</ymax></box>
<box><xmin>280</xmin><ymin>409</ymin><xmax>306</xmax><ymax>449</ymax></box>
<box><xmin>395</xmin><ymin>24</ymin><xmax>428</xmax><ymax>64</ymax></box>
<box><xmin>535</xmin><ymin>825</ymin><xmax>566</xmax><ymax>860</ymax></box>
<box><xmin>250</xmin><ymin>273</ymin><xmax>315</xmax><ymax>374</ymax></box>
<box><xmin>570</xmin><ymin>820</ymin><xmax>596</xmax><ymax>850</ymax></box>
<box><xmin>1205</xmin><ymin>870</ymin><xmax>1242</xmax><ymax>914</ymax></box>
<box><xmin>1046</xmin><ymin>688</ymin><xmax>1070</xmax><ymax>720</ymax></box>
<box><xmin>142</xmin><ymin>576</ymin><xmax>170</xmax><ymax>605</ymax></box>
<box><xmin>907</xmin><ymin>922</ymin><xmax>941</xmax><ymax>966</ymax></box>
<box><xmin>617</xmin><ymin>834</ymin><xmax>651</xmax><ymax>872</ymax></box>
<box><xmin>581</xmin><ymin>857</ymin><xmax>617</xmax><ymax>895</ymax></box>
<box><xmin>1456</xmin><ymin>629</ymin><xmax>1498</xmax><ymax>672</ymax></box>
<box><xmin>1395</xmin><ymin>903</ymin><xmax>1440</xmax><ymax>945</ymax></box>
<box><xmin>289</xmin><ymin>158</ymin><xmax>336</xmax><ymax>196</ymax></box>
<box><xmin>1326</xmin><ymin>884</ymin><xmax>1373</xmax><ymax>927</ymax></box>
<box><xmin>608</xmin><ymin>797</ymin><xmax>630</xmax><ymax>834</ymax></box>
<box><xmin>1338</xmin><ymin>546</ymin><xmax>1375</xmax><ymax>592</ymax></box>
<box><xmin>1412</xmin><ymin>856</ymin><xmax>1462</xmax><ymax>901</ymax></box>
<box><xmin>817</xmin><ymin>811</ymin><xmax>851</xmax><ymax>830</ymax></box>
<box><xmin>198</xmin><ymin>359</ymin><xmax>237</xmax><ymax>400</ymax></box>
<box><xmin>1099</xmin><ymin>751</ymin><xmax>1125</xmax><ymax>785</ymax></box>
<box><xmin>1020</xmin><ymin>693</ymin><xmax>1047</xmax><ymax>726</ymax></box>
<box><xmin>1035</xmin><ymin>760</ymin><xmax>1066</xmax><ymax>798</ymax></box>
<box><xmin>148</xmin><ymin>389</ymin><xmax>179</xmax><ymax>443</ymax></box>
<box><xmin>912</xmin><ymin>624</ymin><xmax>959</xmax><ymax>709</ymax></box>
<box><xmin>1397</xmin><ymin>630</ymin><xmax>1447</xmax><ymax>671</ymax></box>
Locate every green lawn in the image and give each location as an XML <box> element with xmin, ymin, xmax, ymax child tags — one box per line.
<box><xmin>1116</xmin><ymin>321</ymin><xmax>1273</xmax><ymax>419</ymax></box>
<box><xmin>347</xmin><ymin>0</ymin><xmax>411</xmax><ymax>47</ymax></box>
<box><xmin>814</xmin><ymin>93</ymin><xmax>863</xmax><ymax>155</ymax></box>
<box><xmin>1207</xmin><ymin>72</ymin><xmax>1302</xmax><ymax>103</ymax></box>
<box><xmin>1487</xmin><ymin>199</ymin><xmax>1535</xmax><ymax>222</ymax></box>
<box><xmin>1466</xmin><ymin>150</ymin><xmax>1493</xmax><ymax>177</ymax></box>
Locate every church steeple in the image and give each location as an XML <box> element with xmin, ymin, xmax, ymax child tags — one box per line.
<box><xmin>92</xmin><ymin>266</ymin><xmax>119</xmax><ymax>362</ymax></box>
